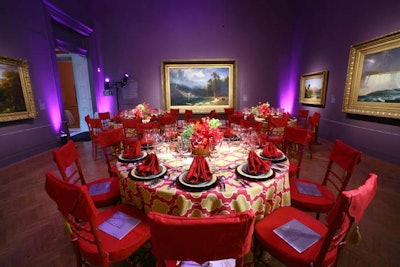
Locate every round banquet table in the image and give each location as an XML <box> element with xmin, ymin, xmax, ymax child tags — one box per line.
<box><xmin>117</xmin><ymin>141</ymin><xmax>291</xmax><ymax>222</ymax></box>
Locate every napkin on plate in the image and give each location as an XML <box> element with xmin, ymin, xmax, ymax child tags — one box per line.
<box><xmin>136</xmin><ymin>153</ymin><xmax>160</xmax><ymax>176</ymax></box>
<box><xmin>186</xmin><ymin>156</ymin><xmax>213</xmax><ymax>184</ymax></box>
<box><xmin>224</xmin><ymin>126</ymin><xmax>235</xmax><ymax>138</ymax></box>
<box><xmin>247</xmin><ymin>150</ymin><xmax>271</xmax><ymax>175</ymax></box>
<box><xmin>262</xmin><ymin>142</ymin><xmax>281</xmax><ymax>158</ymax></box>
<box><xmin>123</xmin><ymin>140</ymin><xmax>142</xmax><ymax>158</ymax></box>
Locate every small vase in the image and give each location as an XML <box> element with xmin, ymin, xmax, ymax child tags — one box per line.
<box><xmin>192</xmin><ymin>146</ymin><xmax>210</xmax><ymax>156</ymax></box>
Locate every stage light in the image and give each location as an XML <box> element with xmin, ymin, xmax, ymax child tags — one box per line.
<box><xmin>104</xmin><ymin>77</ymin><xmax>111</xmax><ymax>89</ymax></box>
<box><xmin>121</xmin><ymin>73</ymin><xmax>129</xmax><ymax>87</ymax></box>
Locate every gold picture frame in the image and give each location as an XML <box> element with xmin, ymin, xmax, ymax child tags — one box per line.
<box><xmin>342</xmin><ymin>31</ymin><xmax>400</xmax><ymax>119</ymax></box>
<box><xmin>162</xmin><ymin>59</ymin><xmax>236</xmax><ymax>114</ymax></box>
<box><xmin>299</xmin><ymin>70</ymin><xmax>328</xmax><ymax>106</ymax></box>
<box><xmin>0</xmin><ymin>55</ymin><xmax>37</xmax><ymax>122</ymax></box>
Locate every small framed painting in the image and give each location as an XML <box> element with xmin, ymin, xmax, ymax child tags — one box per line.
<box><xmin>299</xmin><ymin>71</ymin><xmax>328</xmax><ymax>106</ymax></box>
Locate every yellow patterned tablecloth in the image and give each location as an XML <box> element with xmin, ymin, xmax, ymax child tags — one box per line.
<box><xmin>117</xmin><ymin>143</ymin><xmax>290</xmax><ymax>222</ymax></box>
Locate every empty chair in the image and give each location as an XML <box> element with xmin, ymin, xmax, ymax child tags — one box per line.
<box><xmin>135</xmin><ymin>121</ymin><xmax>159</xmax><ymax>140</ymax></box>
<box><xmin>98</xmin><ymin>128</ymin><xmax>126</xmax><ymax>177</ymax></box>
<box><xmin>122</xmin><ymin>117</ymin><xmax>142</xmax><ymax>144</ymax></box>
<box><xmin>306</xmin><ymin>112</ymin><xmax>321</xmax><ymax>158</ymax></box>
<box><xmin>254</xmin><ymin>173</ymin><xmax>377</xmax><ymax>267</ymax></box>
<box><xmin>157</xmin><ymin>115</ymin><xmax>177</xmax><ymax>129</ymax></box>
<box><xmin>296</xmin><ymin>109</ymin><xmax>309</xmax><ymax>128</ymax></box>
<box><xmin>210</xmin><ymin>109</ymin><xmax>218</xmax><ymax>119</ymax></box>
<box><xmin>184</xmin><ymin>109</ymin><xmax>193</xmax><ymax>121</ymax></box>
<box><xmin>282</xmin><ymin>126</ymin><xmax>309</xmax><ymax>178</ymax></box>
<box><xmin>45</xmin><ymin>172</ymin><xmax>151</xmax><ymax>267</ymax></box>
<box><xmin>240</xmin><ymin>119</ymin><xmax>262</xmax><ymax>133</ymax></box>
<box><xmin>52</xmin><ymin>140</ymin><xmax>120</xmax><ymax>208</ymax></box>
<box><xmin>148</xmin><ymin>210</ymin><xmax>255</xmax><ymax>267</ymax></box>
<box><xmin>98</xmin><ymin>111</ymin><xmax>111</xmax><ymax>130</ymax></box>
<box><xmin>169</xmin><ymin>108</ymin><xmax>180</xmax><ymax>117</ymax></box>
<box><xmin>228</xmin><ymin>113</ymin><xmax>244</xmax><ymax>127</ymax></box>
<box><xmin>290</xmin><ymin>139</ymin><xmax>362</xmax><ymax>218</ymax></box>
<box><xmin>85</xmin><ymin>115</ymin><xmax>104</xmax><ymax>160</ymax></box>
<box><xmin>264</xmin><ymin>115</ymin><xmax>289</xmax><ymax>149</ymax></box>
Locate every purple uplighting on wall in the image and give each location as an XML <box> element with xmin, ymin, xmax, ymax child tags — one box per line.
<box><xmin>96</xmin><ymin>73</ymin><xmax>114</xmax><ymax>113</ymax></box>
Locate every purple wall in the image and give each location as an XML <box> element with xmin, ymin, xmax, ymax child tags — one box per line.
<box><xmin>0</xmin><ymin>0</ymin><xmax>399</xmax><ymax>167</ymax></box>
<box><xmin>293</xmin><ymin>1</ymin><xmax>400</xmax><ymax>165</ymax></box>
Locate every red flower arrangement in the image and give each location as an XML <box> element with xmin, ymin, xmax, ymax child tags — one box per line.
<box><xmin>252</xmin><ymin>101</ymin><xmax>271</xmax><ymax>117</ymax></box>
<box><xmin>132</xmin><ymin>102</ymin><xmax>152</xmax><ymax>118</ymax></box>
<box><xmin>182</xmin><ymin>117</ymin><xmax>223</xmax><ymax>151</ymax></box>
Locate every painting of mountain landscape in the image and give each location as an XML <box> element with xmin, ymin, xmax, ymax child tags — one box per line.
<box><xmin>169</xmin><ymin>67</ymin><xmax>230</xmax><ymax>106</ymax></box>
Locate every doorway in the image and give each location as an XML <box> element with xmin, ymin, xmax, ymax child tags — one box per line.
<box><xmin>57</xmin><ymin>51</ymin><xmax>93</xmax><ymax>135</ymax></box>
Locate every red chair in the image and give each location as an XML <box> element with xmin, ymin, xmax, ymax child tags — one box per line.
<box><xmin>98</xmin><ymin>128</ymin><xmax>126</xmax><ymax>177</ymax></box>
<box><xmin>296</xmin><ymin>109</ymin><xmax>309</xmax><ymax>128</ymax></box>
<box><xmin>228</xmin><ymin>113</ymin><xmax>244</xmax><ymax>126</ymax></box>
<box><xmin>45</xmin><ymin>172</ymin><xmax>151</xmax><ymax>267</ymax></box>
<box><xmin>184</xmin><ymin>109</ymin><xmax>193</xmax><ymax>121</ymax></box>
<box><xmin>85</xmin><ymin>115</ymin><xmax>104</xmax><ymax>160</ymax></box>
<box><xmin>290</xmin><ymin>139</ymin><xmax>362</xmax><ymax>218</ymax></box>
<box><xmin>282</xmin><ymin>126</ymin><xmax>309</xmax><ymax>178</ymax></box>
<box><xmin>52</xmin><ymin>140</ymin><xmax>120</xmax><ymax>208</ymax></box>
<box><xmin>157</xmin><ymin>115</ymin><xmax>177</xmax><ymax>128</ymax></box>
<box><xmin>169</xmin><ymin>108</ymin><xmax>180</xmax><ymax>117</ymax></box>
<box><xmin>254</xmin><ymin>173</ymin><xmax>377</xmax><ymax>267</ymax></box>
<box><xmin>210</xmin><ymin>109</ymin><xmax>218</xmax><ymax>119</ymax></box>
<box><xmin>122</xmin><ymin>118</ymin><xmax>142</xmax><ymax>144</ymax></box>
<box><xmin>135</xmin><ymin>121</ymin><xmax>159</xmax><ymax>139</ymax></box>
<box><xmin>98</xmin><ymin>111</ymin><xmax>111</xmax><ymax>130</ymax></box>
<box><xmin>306</xmin><ymin>112</ymin><xmax>321</xmax><ymax>158</ymax></box>
<box><xmin>240</xmin><ymin>119</ymin><xmax>262</xmax><ymax>133</ymax></box>
<box><xmin>148</xmin><ymin>210</ymin><xmax>255</xmax><ymax>267</ymax></box>
<box><xmin>264</xmin><ymin>115</ymin><xmax>289</xmax><ymax>149</ymax></box>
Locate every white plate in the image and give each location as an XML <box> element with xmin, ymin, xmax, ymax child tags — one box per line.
<box><xmin>129</xmin><ymin>165</ymin><xmax>167</xmax><ymax>181</ymax></box>
<box><xmin>236</xmin><ymin>163</ymin><xmax>274</xmax><ymax>181</ymax></box>
<box><xmin>118</xmin><ymin>151</ymin><xmax>147</xmax><ymax>163</ymax></box>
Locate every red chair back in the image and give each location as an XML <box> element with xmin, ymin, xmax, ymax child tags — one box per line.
<box><xmin>316</xmin><ymin>173</ymin><xmax>378</xmax><ymax>266</ymax></box>
<box><xmin>148</xmin><ymin>211</ymin><xmax>255</xmax><ymax>266</ymax></box>
<box><xmin>170</xmin><ymin>108</ymin><xmax>180</xmax><ymax>116</ymax></box>
<box><xmin>184</xmin><ymin>109</ymin><xmax>193</xmax><ymax>120</ymax></box>
<box><xmin>322</xmin><ymin>139</ymin><xmax>362</xmax><ymax>193</ymax></box>
<box><xmin>224</xmin><ymin>107</ymin><xmax>235</xmax><ymax>115</ymax></box>
<box><xmin>283</xmin><ymin>126</ymin><xmax>309</xmax><ymax>177</ymax></box>
<box><xmin>97</xmin><ymin>128</ymin><xmax>126</xmax><ymax>177</ymax></box>
<box><xmin>296</xmin><ymin>109</ymin><xmax>309</xmax><ymax>128</ymax></box>
<box><xmin>228</xmin><ymin>113</ymin><xmax>244</xmax><ymax>125</ymax></box>
<box><xmin>240</xmin><ymin>119</ymin><xmax>262</xmax><ymax>132</ymax></box>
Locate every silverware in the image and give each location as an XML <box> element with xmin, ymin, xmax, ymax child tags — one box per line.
<box><xmin>168</xmin><ymin>173</ymin><xmax>180</xmax><ymax>189</ymax></box>
<box><xmin>218</xmin><ymin>176</ymin><xmax>226</xmax><ymax>192</ymax></box>
<box><xmin>234</xmin><ymin>175</ymin><xmax>252</xmax><ymax>187</ymax></box>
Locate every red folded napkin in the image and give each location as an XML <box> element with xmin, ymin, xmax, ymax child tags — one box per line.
<box><xmin>186</xmin><ymin>156</ymin><xmax>213</xmax><ymax>184</ymax></box>
<box><xmin>224</xmin><ymin>126</ymin><xmax>235</xmax><ymax>138</ymax></box>
<box><xmin>247</xmin><ymin>150</ymin><xmax>271</xmax><ymax>175</ymax></box>
<box><xmin>262</xmin><ymin>142</ymin><xmax>281</xmax><ymax>158</ymax></box>
<box><xmin>123</xmin><ymin>140</ymin><xmax>142</xmax><ymax>158</ymax></box>
<box><xmin>140</xmin><ymin>137</ymin><xmax>155</xmax><ymax>146</ymax></box>
<box><xmin>136</xmin><ymin>153</ymin><xmax>160</xmax><ymax>176</ymax></box>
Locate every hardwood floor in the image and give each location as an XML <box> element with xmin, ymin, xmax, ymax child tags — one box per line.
<box><xmin>0</xmin><ymin>139</ymin><xmax>399</xmax><ymax>266</ymax></box>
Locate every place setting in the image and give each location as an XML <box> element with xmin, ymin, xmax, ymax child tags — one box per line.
<box><xmin>257</xmin><ymin>142</ymin><xmax>287</xmax><ymax>163</ymax></box>
<box><xmin>128</xmin><ymin>153</ymin><xmax>167</xmax><ymax>182</ymax></box>
<box><xmin>118</xmin><ymin>140</ymin><xmax>147</xmax><ymax>163</ymax></box>
<box><xmin>176</xmin><ymin>155</ymin><xmax>219</xmax><ymax>192</ymax></box>
<box><xmin>236</xmin><ymin>150</ymin><xmax>275</xmax><ymax>182</ymax></box>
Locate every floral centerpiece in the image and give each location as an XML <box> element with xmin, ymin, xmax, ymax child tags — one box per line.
<box><xmin>132</xmin><ymin>102</ymin><xmax>152</xmax><ymax>119</ymax></box>
<box><xmin>181</xmin><ymin>117</ymin><xmax>224</xmax><ymax>156</ymax></box>
<box><xmin>252</xmin><ymin>101</ymin><xmax>271</xmax><ymax>118</ymax></box>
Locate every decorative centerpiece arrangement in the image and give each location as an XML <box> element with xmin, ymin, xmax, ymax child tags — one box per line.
<box><xmin>132</xmin><ymin>102</ymin><xmax>152</xmax><ymax>121</ymax></box>
<box><xmin>252</xmin><ymin>101</ymin><xmax>271</xmax><ymax>118</ymax></box>
<box><xmin>181</xmin><ymin>117</ymin><xmax>223</xmax><ymax>156</ymax></box>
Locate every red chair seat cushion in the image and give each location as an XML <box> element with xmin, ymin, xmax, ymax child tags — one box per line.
<box><xmin>289</xmin><ymin>178</ymin><xmax>336</xmax><ymax>212</ymax></box>
<box><xmin>255</xmin><ymin>206</ymin><xmax>329</xmax><ymax>267</ymax></box>
<box><xmin>86</xmin><ymin>177</ymin><xmax>120</xmax><ymax>207</ymax></box>
<box><xmin>79</xmin><ymin>204</ymin><xmax>151</xmax><ymax>266</ymax></box>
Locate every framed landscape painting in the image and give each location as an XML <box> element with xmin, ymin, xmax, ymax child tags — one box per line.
<box><xmin>342</xmin><ymin>31</ymin><xmax>400</xmax><ymax>119</ymax></box>
<box><xmin>0</xmin><ymin>55</ymin><xmax>37</xmax><ymax>122</ymax></box>
<box><xmin>162</xmin><ymin>59</ymin><xmax>236</xmax><ymax>114</ymax></box>
<box><xmin>299</xmin><ymin>70</ymin><xmax>328</xmax><ymax>106</ymax></box>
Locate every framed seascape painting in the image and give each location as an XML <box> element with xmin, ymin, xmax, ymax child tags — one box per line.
<box><xmin>299</xmin><ymin>70</ymin><xmax>328</xmax><ymax>106</ymax></box>
<box><xmin>342</xmin><ymin>31</ymin><xmax>400</xmax><ymax>119</ymax></box>
<box><xmin>162</xmin><ymin>59</ymin><xmax>236</xmax><ymax>114</ymax></box>
<box><xmin>0</xmin><ymin>55</ymin><xmax>37</xmax><ymax>122</ymax></box>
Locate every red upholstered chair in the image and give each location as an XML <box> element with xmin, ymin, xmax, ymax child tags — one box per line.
<box><xmin>52</xmin><ymin>140</ymin><xmax>120</xmax><ymax>208</ymax></box>
<box><xmin>210</xmin><ymin>109</ymin><xmax>218</xmax><ymax>119</ymax></box>
<box><xmin>240</xmin><ymin>119</ymin><xmax>262</xmax><ymax>133</ymax></box>
<box><xmin>122</xmin><ymin>117</ymin><xmax>142</xmax><ymax>144</ymax></box>
<box><xmin>306</xmin><ymin>112</ymin><xmax>321</xmax><ymax>158</ymax></box>
<box><xmin>184</xmin><ymin>109</ymin><xmax>193</xmax><ymax>121</ymax></box>
<box><xmin>85</xmin><ymin>115</ymin><xmax>104</xmax><ymax>160</ymax></box>
<box><xmin>157</xmin><ymin>115</ymin><xmax>177</xmax><ymax>128</ymax></box>
<box><xmin>135</xmin><ymin>121</ymin><xmax>159</xmax><ymax>140</ymax></box>
<box><xmin>169</xmin><ymin>108</ymin><xmax>180</xmax><ymax>117</ymax></box>
<box><xmin>282</xmin><ymin>126</ymin><xmax>309</xmax><ymax>178</ymax></box>
<box><xmin>290</xmin><ymin>139</ymin><xmax>362</xmax><ymax>218</ymax></box>
<box><xmin>264</xmin><ymin>115</ymin><xmax>289</xmax><ymax>149</ymax></box>
<box><xmin>97</xmin><ymin>128</ymin><xmax>126</xmax><ymax>177</ymax></box>
<box><xmin>254</xmin><ymin>173</ymin><xmax>377</xmax><ymax>267</ymax></box>
<box><xmin>45</xmin><ymin>172</ymin><xmax>151</xmax><ymax>267</ymax></box>
<box><xmin>148</xmin><ymin>210</ymin><xmax>255</xmax><ymax>267</ymax></box>
<box><xmin>98</xmin><ymin>111</ymin><xmax>111</xmax><ymax>130</ymax></box>
<box><xmin>228</xmin><ymin>113</ymin><xmax>244</xmax><ymax>127</ymax></box>
<box><xmin>296</xmin><ymin>109</ymin><xmax>309</xmax><ymax>129</ymax></box>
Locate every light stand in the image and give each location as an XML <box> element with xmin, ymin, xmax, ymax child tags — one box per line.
<box><xmin>103</xmin><ymin>74</ymin><xmax>129</xmax><ymax>111</ymax></box>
